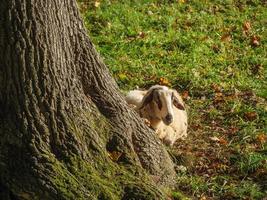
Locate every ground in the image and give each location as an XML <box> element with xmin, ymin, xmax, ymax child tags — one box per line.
<box><xmin>79</xmin><ymin>0</ymin><xmax>267</xmax><ymax>199</ymax></box>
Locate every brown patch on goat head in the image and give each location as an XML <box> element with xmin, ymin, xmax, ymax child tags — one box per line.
<box><xmin>140</xmin><ymin>89</ymin><xmax>155</xmax><ymax>109</ymax></box>
<box><xmin>140</xmin><ymin>89</ymin><xmax>162</xmax><ymax>110</ymax></box>
<box><xmin>172</xmin><ymin>93</ymin><xmax>185</xmax><ymax>110</ymax></box>
<box><xmin>154</xmin><ymin>91</ymin><xmax>163</xmax><ymax>110</ymax></box>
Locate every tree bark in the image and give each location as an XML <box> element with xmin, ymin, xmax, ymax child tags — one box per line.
<box><xmin>0</xmin><ymin>1</ymin><xmax>175</xmax><ymax>199</ymax></box>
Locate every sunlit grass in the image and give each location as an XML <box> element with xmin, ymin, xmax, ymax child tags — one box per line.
<box><xmin>81</xmin><ymin>0</ymin><xmax>267</xmax><ymax>199</ymax></box>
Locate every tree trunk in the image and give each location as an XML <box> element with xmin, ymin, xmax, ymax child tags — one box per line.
<box><xmin>0</xmin><ymin>1</ymin><xmax>175</xmax><ymax>199</ymax></box>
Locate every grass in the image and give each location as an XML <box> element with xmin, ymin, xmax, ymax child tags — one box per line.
<box><xmin>79</xmin><ymin>0</ymin><xmax>267</xmax><ymax>199</ymax></box>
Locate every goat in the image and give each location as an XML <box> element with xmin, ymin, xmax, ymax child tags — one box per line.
<box><xmin>126</xmin><ymin>85</ymin><xmax>188</xmax><ymax>146</ymax></box>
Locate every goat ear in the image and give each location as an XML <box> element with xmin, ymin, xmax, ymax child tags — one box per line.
<box><xmin>172</xmin><ymin>95</ymin><xmax>185</xmax><ymax>110</ymax></box>
<box><xmin>140</xmin><ymin>89</ymin><xmax>155</xmax><ymax>109</ymax></box>
<box><xmin>154</xmin><ymin>92</ymin><xmax>162</xmax><ymax>110</ymax></box>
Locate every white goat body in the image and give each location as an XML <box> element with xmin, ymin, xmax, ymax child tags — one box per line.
<box><xmin>125</xmin><ymin>89</ymin><xmax>146</xmax><ymax>109</ymax></box>
<box><xmin>126</xmin><ymin>85</ymin><xmax>188</xmax><ymax>146</ymax></box>
<box><xmin>155</xmin><ymin>104</ymin><xmax>188</xmax><ymax>146</ymax></box>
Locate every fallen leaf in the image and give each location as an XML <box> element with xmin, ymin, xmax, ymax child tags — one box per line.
<box><xmin>182</xmin><ymin>91</ymin><xmax>190</xmax><ymax>100</ymax></box>
<box><xmin>256</xmin><ymin>133</ymin><xmax>267</xmax><ymax>144</ymax></box>
<box><xmin>219</xmin><ymin>137</ymin><xmax>228</xmax><ymax>145</ymax></box>
<box><xmin>243</xmin><ymin>21</ymin><xmax>251</xmax><ymax>33</ymax></box>
<box><xmin>251</xmin><ymin>35</ymin><xmax>260</xmax><ymax>47</ymax></box>
<box><xmin>244</xmin><ymin>111</ymin><xmax>257</xmax><ymax>121</ymax></box>
<box><xmin>159</xmin><ymin>77</ymin><xmax>171</xmax><ymax>86</ymax></box>
<box><xmin>108</xmin><ymin>151</ymin><xmax>122</xmax><ymax>162</ymax></box>
<box><xmin>221</xmin><ymin>33</ymin><xmax>231</xmax><ymax>42</ymax></box>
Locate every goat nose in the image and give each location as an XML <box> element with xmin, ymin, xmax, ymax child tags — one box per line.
<box><xmin>165</xmin><ymin>114</ymin><xmax>173</xmax><ymax>124</ymax></box>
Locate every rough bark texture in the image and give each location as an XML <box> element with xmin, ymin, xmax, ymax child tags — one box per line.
<box><xmin>0</xmin><ymin>1</ymin><xmax>176</xmax><ymax>199</ymax></box>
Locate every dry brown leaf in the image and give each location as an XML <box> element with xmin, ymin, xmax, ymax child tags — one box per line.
<box><xmin>219</xmin><ymin>137</ymin><xmax>228</xmax><ymax>145</ymax></box>
<box><xmin>244</xmin><ymin>111</ymin><xmax>257</xmax><ymax>121</ymax></box>
<box><xmin>243</xmin><ymin>21</ymin><xmax>251</xmax><ymax>33</ymax></box>
<box><xmin>182</xmin><ymin>90</ymin><xmax>190</xmax><ymax>100</ymax></box>
<box><xmin>251</xmin><ymin>35</ymin><xmax>260</xmax><ymax>47</ymax></box>
<box><xmin>256</xmin><ymin>133</ymin><xmax>267</xmax><ymax>144</ymax></box>
<box><xmin>108</xmin><ymin>151</ymin><xmax>122</xmax><ymax>162</ymax></box>
<box><xmin>221</xmin><ymin>33</ymin><xmax>231</xmax><ymax>42</ymax></box>
<box><xmin>159</xmin><ymin>77</ymin><xmax>171</xmax><ymax>86</ymax></box>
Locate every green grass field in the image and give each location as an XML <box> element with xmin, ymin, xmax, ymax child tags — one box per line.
<box><xmin>80</xmin><ymin>0</ymin><xmax>267</xmax><ymax>199</ymax></box>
